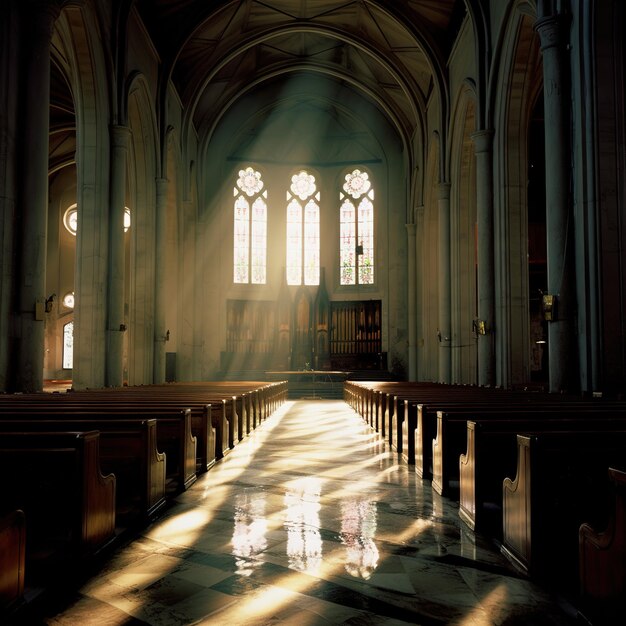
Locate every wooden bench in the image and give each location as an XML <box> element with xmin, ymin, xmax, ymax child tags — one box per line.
<box><xmin>0</xmin><ymin>509</ymin><xmax>25</xmax><ymax>612</ymax></box>
<box><xmin>578</xmin><ymin>466</ymin><xmax>626</xmax><ymax>624</ymax></box>
<box><xmin>0</xmin><ymin>418</ymin><xmax>167</xmax><ymax>525</ymax></box>
<box><xmin>458</xmin><ymin>416</ymin><xmax>626</xmax><ymax>534</ymax></box>
<box><xmin>0</xmin><ymin>431</ymin><xmax>116</xmax><ymax>583</ymax></box>
<box><xmin>432</xmin><ymin>403</ymin><xmax>626</xmax><ymax>496</ymax></box>
<box><xmin>0</xmin><ymin>406</ymin><xmax>196</xmax><ymax>492</ymax></box>
<box><xmin>501</xmin><ymin>431</ymin><xmax>626</xmax><ymax>590</ymax></box>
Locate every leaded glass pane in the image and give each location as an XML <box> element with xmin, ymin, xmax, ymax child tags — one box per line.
<box><xmin>340</xmin><ymin>170</ymin><xmax>374</xmax><ymax>285</ymax></box>
<box><xmin>303</xmin><ymin>199</ymin><xmax>320</xmax><ymax>285</ymax></box>
<box><xmin>234</xmin><ymin>195</ymin><xmax>250</xmax><ymax>283</ymax></box>
<box><xmin>237</xmin><ymin>167</ymin><xmax>264</xmax><ymax>197</ymax></box>
<box><xmin>286</xmin><ymin>199</ymin><xmax>303</xmax><ymax>285</ymax></box>
<box><xmin>290</xmin><ymin>170</ymin><xmax>316</xmax><ymax>201</ymax></box>
<box><xmin>251</xmin><ymin>197</ymin><xmax>267</xmax><ymax>284</ymax></box>
<box><xmin>340</xmin><ymin>199</ymin><xmax>356</xmax><ymax>285</ymax></box>
<box><xmin>343</xmin><ymin>169</ymin><xmax>371</xmax><ymax>199</ymax></box>
<box><xmin>233</xmin><ymin>167</ymin><xmax>266</xmax><ymax>284</ymax></box>
<box><xmin>63</xmin><ymin>321</ymin><xmax>74</xmax><ymax>369</ymax></box>
<box><xmin>358</xmin><ymin>196</ymin><xmax>374</xmax><ymax>284</ymax></box>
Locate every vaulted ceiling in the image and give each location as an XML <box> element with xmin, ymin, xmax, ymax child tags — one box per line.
<box><xmin>136</xmin><ymin>0</ymin><xmax>465</xmax><ymax>145</ymax></box>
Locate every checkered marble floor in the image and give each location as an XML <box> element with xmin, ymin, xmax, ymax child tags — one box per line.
<box><xmin>16</xmin><ymin>400</ymin><xmax>578</xmax><ymax>625</ymax></box>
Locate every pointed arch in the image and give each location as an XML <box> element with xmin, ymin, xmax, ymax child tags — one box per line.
<box><xmin>126</xmin><ymin>74</ymin><xmax>159</xmax><ymax>384</ymax></box>
<box><xmin>419</xmin><ymin>136</ymin><xmax>441</xmax><ymax>381</ymax></box>
<box><xmin>449</xmin><ymin>82</ymin><xmax>478</xmax><ymax>383</ymax></box>
<box><xmin>52</xmin><ymin>5</ymin><xmax>112</xmax><ymax>390</ymax></box>
<box><xmin>492</xmin><ymin>4</ymin><xmax>542</xmax><ymax>387</ymax></box>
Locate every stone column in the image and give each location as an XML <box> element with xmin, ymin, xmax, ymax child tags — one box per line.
<box><xmin>472</xmin><ymin>129</ymin><xmax>496</xmax><ymax>386</ymax></box>
<box><xmin>406</xmin><ymin>222</ymin><xmax>417</xmax><ymax>380</ymax></box>
<box><xmin>15</xmin><ymin>1</ymin><xmax>60</xmax><ymax>392</ymax></box>
<box><xmin>415</xmin><ymin>205</ymin><xmax>425</xmax><ymax>378</ymax></box>
<box><xmin>535</xmin><ymin>13</ymin><xmax>578</xmax><ymax>392</ymax></box>
<box><xmin>106</xmin><ymin>125</ymin><xmax>130</xmax><ymax>387</ymax></box>
<box><xmin>153</xmin><ymin>177</ymin><xmax>168</xmax><ymax>383</ymax></box>
<box><xmin>437</xmin><ymin>183</ymin><xmax>451</xmax><ymax>383</ymax></box>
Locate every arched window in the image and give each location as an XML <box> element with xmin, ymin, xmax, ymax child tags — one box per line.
<box><xmin>233</xmin><ymin>166</ymin><xmax>267</xmax><ymax>284</ymax></box>
<box><xmin>286</xmin><ymin>170</ymin><xmax>320</xmax><ymax>286</ymax></box>
<box><xmin>63</xmin><ymin>321</ymin><xmax>74</xmax><ymax>369</ymax></box>
<box><xmin>63</xmin><ymin>204</ymin><xmax>131</xmax><ymax>236</ymax></box>
<box><xmin>340</xmin><ymin>169</ymin><xmax>374</xmax><ymax>285</ymax></box>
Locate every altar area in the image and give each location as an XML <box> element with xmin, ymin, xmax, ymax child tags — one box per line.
<box><xmin>265</xmin><ymin>370</ymin><xmax>350</xmax><ymax>398</ymax></box>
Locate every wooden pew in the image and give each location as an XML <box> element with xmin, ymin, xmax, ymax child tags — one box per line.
<box><xmin>433</xmin><ymin>403</ymin><xmax>626</xmax><ymax>497</ymax></box>
<box><xmin>0</xmin><ymin>509</ymin><xmax>25</xmax><ymax>612</ymax></box>
<box><xmin>0</xmin><ymin>406</ymin><xmax>196</xmax><ymax>492</ymax></box>
<box><xmin>578</xmin><ymin>466</ymin><xmax>626</xmax><ymax>625</ymax></box>
<box><xmin>458</xmin><ymin>416</ymin><xmax>626</xmax><ymax>534</ymax></box>
<box><xmin>0</xmin><ymin>431</ymin><xmax>116</xmax><ymax>582</ymax></box>
<box><xmin>501</xmin><ymin>431</ymin><xmax>626</xmax><ymax>590</ymax></box>
<box><xmin>0</xmin><ymin>418</ymin><xmax>167</xmax><ymax>525</ymax></box>
<box><xmin>1</xmin><ymin>391</ymin><xmax>218</xmax><ymax>471</ymax></box>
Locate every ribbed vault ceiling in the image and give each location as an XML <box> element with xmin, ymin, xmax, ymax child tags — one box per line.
<box><xmin>136</xmin><ymin>0</ymin><xmax>462</xmax><ymax>144</ymax></box>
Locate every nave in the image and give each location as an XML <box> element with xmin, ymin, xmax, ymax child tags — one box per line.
<box><xmin>11</xmin><ymin>400</ymin><xmax>576</xmax><ymax>626</ymax></box>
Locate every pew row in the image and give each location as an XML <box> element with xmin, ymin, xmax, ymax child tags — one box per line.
<box><xmin>501</xmin><ymin>431</ymin><xmax>626</xmax><ymax>591</ymax></box>
<box><xmin>0</xmin><ymin>418</ymin><xmax>167</xmax><ymax>525</ymax></box>
<box><xmin>458</xmin><ymin>416</ymin><xmax>626</xmax><ymax>535</ymax></box>
<box><xmin>0</xmin><ymin>509</ymin><xmax>25</xmax><ymax>612</ymax></box>
<box><xmin>0</xmin><ymin>407</ymin><xmax>196</xmax><ymax>493</ymax></box>
<box><xmin>578</xmin><ymin>466</ymin><xmax>626</xmax><ymax>625</ymax></box>
<box><xmin>0</xmin><ymin>431</ymin><xmax>116</xmax><ymax>582</ymax></box>
<box><xmin>432</xmin><ymin>404</ymin><xmax>626</xmax><ymax>496</ymax></box>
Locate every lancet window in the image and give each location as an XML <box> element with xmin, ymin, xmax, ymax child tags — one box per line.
<box><xmin>286</xmin><ymin>170</ymin><xmax>320</xmax><ymax>286</ymax></box>
<box><xmin>340</xmin><ymin>169</ymin><xmax>374</xmax><ymax>285</ymax></box>
<box><xmin>233</xmin><ymin>167</ymin><xmax>267</xmax><ymax>284</ymax></box>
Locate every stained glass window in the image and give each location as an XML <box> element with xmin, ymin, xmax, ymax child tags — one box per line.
<box><xmin>340</xmin><ymin>169</ymin><xmax>374</xmax><ymax>285</ymax></box>
<box><xmin>286</xmin><ymin>170</ymin><xmax>320</xmax><ymax>286</ymax></box>
<box><xmin>233</xmin><ymin>167</ymin><xmax>267</xmax><ymax>284</ymax></box>
<box><xmin>63</xmin><ymin>321</ymin><xmax>74</xmax><ymax>369</ymax></box>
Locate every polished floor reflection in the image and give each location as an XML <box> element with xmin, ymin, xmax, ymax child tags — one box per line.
<box><xmin>20</xmin><ymin>400</ymin><xmax>577</xmax><ymax>625</ymax></box>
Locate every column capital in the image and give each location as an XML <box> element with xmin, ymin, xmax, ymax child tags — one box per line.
<box><xmin>437</xmin><ymin>182</ymin><xmax>451</xmax><ymax>200</ymax></box>
<box><xmin>110</xmin><ymin>124</ymin><xmax>131</xmax><ymax>147</ymax></box>
<box><xmin>406</xmin><ymin>223</ymin><xmax>417</xmax><ymax>236</ymax></box>
<box><xmin>471</xmin><ymin>129</ymin><xmax>494</xmax><ymax>154</ymax></box>
<box><xmin>534</xmin><ymin>14</ymin><xmax>563</xmax><ymax>52</ymax></box>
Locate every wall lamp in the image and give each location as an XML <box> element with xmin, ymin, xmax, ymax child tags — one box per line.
<box><xmin>542</xmin><ymin>294</ymin><xmax>557</xmax><ymax>321</ymax></box>
<box><xmin>473</xmin><ymin>319</ymin><xmax>487</xmax><ymax>335</ymax></box>
<box><xmin>45</xmin><ymin>294</ymin><xmax>56</xmax><ymax>313</ymax></box>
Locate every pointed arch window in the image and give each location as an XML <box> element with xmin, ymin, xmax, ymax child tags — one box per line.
<box><xmin>233</xmin><ymin>167</ymin><xmax>267</xmax><ymax>284</ymax></box>
<box><xmin>63</xmin><ymin>321</ymin><xmax>74</xmax><ymax>369</ymax></box>
<box><xmin>286</xmin><ymin>170</ymin><xmax>320</xmax><ymax>286</ymax></box>
<box><xmin>340</xmin><ymin>169</ymin><xmax>374</xmax><ymax>285</ymax></box>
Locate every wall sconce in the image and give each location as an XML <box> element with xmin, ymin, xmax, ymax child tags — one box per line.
<box><xmin>119</xmin><ymin>323</ymin><xmax>127</xmax><ymax>332</ymax></box>
<box><xmin>45</xmin><ymin>294</ymin><xmax>56</xmax><ymax>313</ymax></box>
<box><xmin>473</xmin><ymin>319</ymin><xmax>487</xmax><ymax>335</ymax></box>
<box><xmin>165</xmin><ymin>330</ymin><xmax>170</xmax><ymax>341</ymax></box>
<box><xmin>542</xmin><ymin>294</ymin><xmax>556</xmax><ymax>321</ymax></box>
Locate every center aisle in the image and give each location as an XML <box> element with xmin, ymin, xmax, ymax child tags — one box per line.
<box><xmin>36</xmin><ymin>400</ymin><xmax>576</xmax><ymax>625</ymax></box>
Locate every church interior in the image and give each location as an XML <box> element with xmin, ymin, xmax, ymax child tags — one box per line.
<box><xmin>1</xmin><ymin>0</ymin><xmax>625</xmax><ymax>624</ymax></box>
